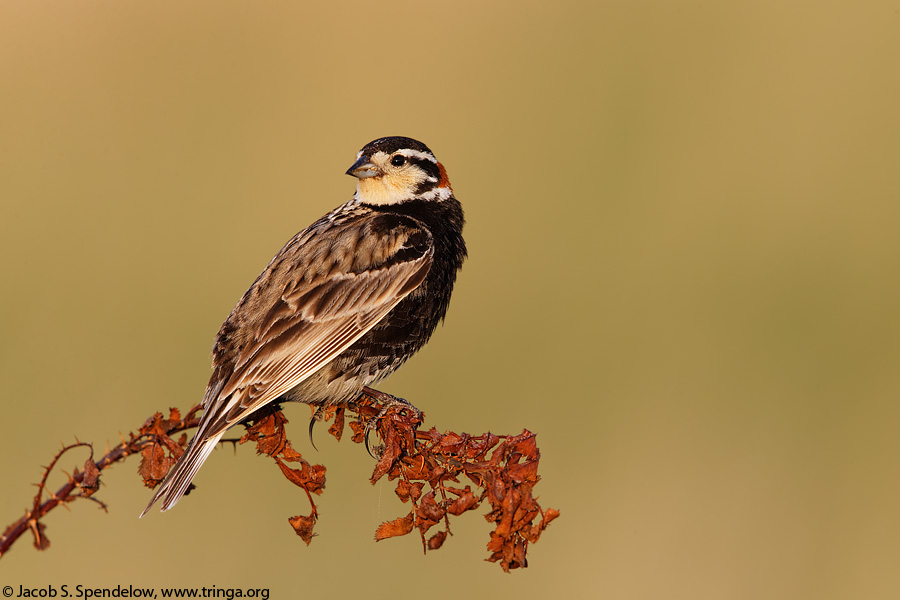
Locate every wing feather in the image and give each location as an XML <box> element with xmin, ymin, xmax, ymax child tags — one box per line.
<box><xmin>141</xmin><ymin>210</ymin><xmax>433</xmax><ymax>515</ymax></box>
<box><xmin>208</xmin><ymin>257</ymin><xmax>429</xmax><ymax>432</ymax></box>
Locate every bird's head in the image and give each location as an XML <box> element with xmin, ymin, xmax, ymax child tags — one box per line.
<box><xmin>347</xmin><ymin>136</ymin><xmax>453</xmax><ymax>205</ymax></box>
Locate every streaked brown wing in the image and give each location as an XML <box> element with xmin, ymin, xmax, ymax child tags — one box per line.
<box><xmin>199</xmin><ymin>211</ymin><xmax>433</xmax><ymax>436</ymax></box>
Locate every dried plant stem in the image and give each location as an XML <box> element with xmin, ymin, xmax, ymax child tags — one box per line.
<box><xmin>0</xmin><ymin>409</ymin><xmax>202</xmax><ymax>557</ymax></box>
<box><xmin>0</xmin><ymin>394</ymin><xmax>557</xmax><ymax>571</ymax></box>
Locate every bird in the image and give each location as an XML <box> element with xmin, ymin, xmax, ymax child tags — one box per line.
<box><xmin>140</xmin><ymin>136</ymin><xmax>466</xmax><ymax>517</ymax></box>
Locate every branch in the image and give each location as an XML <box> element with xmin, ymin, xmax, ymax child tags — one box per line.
<box><xmin>0</xmin><ymin>406</ymin><xmax>201</xmax><ymax>557</ymax></box>
<box><xmin>0</xmin><ymin>393</ymin><xmax>558</xmax><ymax>571</ymax></box>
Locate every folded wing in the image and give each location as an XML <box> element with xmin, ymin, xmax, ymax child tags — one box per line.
<box><xmin>141</xmin><ymin>211</ymin><xmax>433</xmax><ymax>515</ymax></box>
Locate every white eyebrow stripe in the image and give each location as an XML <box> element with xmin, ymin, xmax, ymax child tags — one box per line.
<box><xmin>396</xmin><ymin>149</ymin><xmax>437</xmax><ymax>163</ymax></box>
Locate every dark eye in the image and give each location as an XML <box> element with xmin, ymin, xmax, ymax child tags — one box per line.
<box><xmin>391</xmin><ymin>155</ymin><xmax>406</xmax><ymax>167</ymax></box>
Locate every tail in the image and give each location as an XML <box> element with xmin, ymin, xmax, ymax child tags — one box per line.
<box><xmin>139</xmin><ymin>428</ymin><xmax>226</xmax><ymax>518</ymax></box>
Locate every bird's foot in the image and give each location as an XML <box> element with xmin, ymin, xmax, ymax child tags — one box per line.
<box><xmin>362</xmin><ymin>387</ymin><xmax>422</xmax><ymax>458</ymax></box>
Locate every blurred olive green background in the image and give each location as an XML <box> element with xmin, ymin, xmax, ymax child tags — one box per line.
<box><xmin>2</xmin><ymin>0</ymin><xmax>900</xmax><ymax>597</ymax></box>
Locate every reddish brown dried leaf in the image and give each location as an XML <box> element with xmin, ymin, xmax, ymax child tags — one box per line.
<box><xmin>246</xmin><ymin>413</ymin><xmax>287</xmax><ymax>457</ymax></box>
<box><xmin>417</xmin><ymin>427</ymin><xmax>443</xmax><ymax>444</ymax></box>
<box><xmin>486</xmin><ymin>530</ymin><xmax>504</xmax><ymax>553</ymax></box>
<box><xmin>375</xmin><ymin>511</ymin><xmax>414</xmax><ymax>541</ymax></box>
<box><xmin>490</xmin><ymin>537</ymin><xmax>528</xmax><ymax>572</ymax></box>
<box><xmin>513</xmin><ymin>510</ymin><xmax>541</xmax><ymax>539</ymax></box>
<box><xmin>485</xmin><ymin>473</ymin><xmax>507</xmax><ymax>507</ymax></box>
<box><xmin>306</xmin><ymin>464</ymin><xmax>327</xmax><ymax>495</ymax></box>
<box><xmin>507</xmin><ymin>459</ymin><xmax>540</xmax><ymax>484</ymax></box>
<box><xmin>138</xmin><ymin>441</ymin><xmax>173</xmax><ymax>488</ymax></box>
<box><xmin>428</xmin><ymin>530</ymin><xmax>447</xmax><ymax>550</ymax></box>
<box><xmin>493</xmin><ymin>487</ymin><xmax>519</xmax><ymax>540</ymax></box>
<box><xmin>488</xmin><ymin>534</ymin><xmax>523</xmax><ymax>571</ymax></box>
<box><xmin>275</xmin><ymin>460</ymin><xmax>307</xmax><ymax>488</ymax></box>
<box><xmin>447</xmin><ymin>486</ymin><xmax>479</xmax><ymax>516</ymax></box>
<box><xmin>464</xmin><ymin>470</ymin><xmax>486</xmax><ymax>488</ymax></box>
<box><xmin>522</xmin><ymin>508</ymin><xmax>561</xmax><ymax>543</ymax></box>
<box><xmin>327</xmin><ymin>407</ymin><xmax>345</xmax><ymax>441</ymax></box>
<box><xmin>395</xmin><ymin>480</ymin><xmax>424</xmax><ymax>503</ymax></box>
<box><xmin>280</xmin><ymin>442</ymin><xmax>304</xmax><ymax>462</ymax></box>
<box><xmin>138</xmin><ymin>413</ymin><xmax>163</xmax><ymax>437</ymax></box>
<box><xmin>438</xmin><ymin>432</ymin><xmax>466</xmax><ymax>454</ymax></box>
<box><xmin>275</xmin><ymin>459</ymin><xmax>326</xmax><ymax>495</ymax></box>
<box><xmin>140</xmin><ymin>410</ymin><xmax>184</xmax><ymax>441</ymax></box>
<box><xmin>401</xmin><ymin>455</ymin><xmax>431</xmax><ymax>480</ymax></box>
<box><xmin>426</xmin><ymin>466</ymin><xmax>449</xmax><ymax>488</ymax></box>
<box><xmin>371</xmin><ymin>427</ymin><xmax>402</xmax><ymax>483</ymax></box>
<box><xmin>511</xmin><ymin>431</ymin><xmax>538</xmax><ymax>459</ymax></box>
<box><xmin>158</xmin><ymin>434</ymin><xmax>186</xmax><ymax>457</ymax></box>
<box><xmin>513</xmin><ymin>538</ymin><xmax>528</xmax><ymax>569</ymax></box>
<box><xmin>31</xmin><ymin>521</ymin><xmax>50</xmax><ymax>551</ymax></box>
<box><xmin>466</xmin><ymin>432</ymin><xmax>501</xmax><ymax>460</ymax></box>
<box><xmin>288</xmin><ymin>514</ymin><xmax>317</xmax><ymax>545</ymax></box>
<box><xmin>80</xmin><ymin>459</ymin><xmax>100</xmax><ymax>498</ymax></box>
<box><xmin>543</xmin><ymin>508</ymin><xmax>560</xmax><ymax>526</ymax></box>
<box><xmin>349</xmin><ymin>419</ymin><xmax>366</xmax><ymax>444</ymax></box>
<box><xmin>395</xmin><ymin>479</ymin><xmax>412</xmax><ymax>503</ymax></box>
<box><xmin>416</xmin><ymin>491</ymin><xmax>445</xmax><ymax>534</ymax></box>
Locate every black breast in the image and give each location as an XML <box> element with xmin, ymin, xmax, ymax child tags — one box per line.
<box><xmin>340</xmin><ymin>197</ymin><xmax>467</xmax><ymax>376</ymax></box>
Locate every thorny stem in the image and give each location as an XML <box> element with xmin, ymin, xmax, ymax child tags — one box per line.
<box><xmin>0</xmin><ymin>410</ymin><xmax>202</xmax><ymax>558</ymax></box>
<box><xmin>1</xmin><ymin>396</ymin><xmax>558</xmax><ymax>570</ymax></box>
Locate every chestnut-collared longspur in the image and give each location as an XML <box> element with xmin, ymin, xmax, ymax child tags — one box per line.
<box><xmin>141</xmin><ymin>136</ymin><xmax>466</xmax><ymax>516</ymax></box>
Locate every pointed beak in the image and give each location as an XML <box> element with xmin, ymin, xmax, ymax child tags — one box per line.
<box><xmin>346</xmin><ymin>156</ymin><xmax>380</xmax><ymax>179</ymax></box>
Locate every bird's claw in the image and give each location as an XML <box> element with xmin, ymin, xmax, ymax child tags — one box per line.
<box><xmin>362</xmin><ymin>390</ymin><xmax>422</xmax><ymax>458</ymax></box>
<box><xmin>307</xmin><ymin>405</ymin><xmax>330</xmax><ymax>451</ymax></box>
